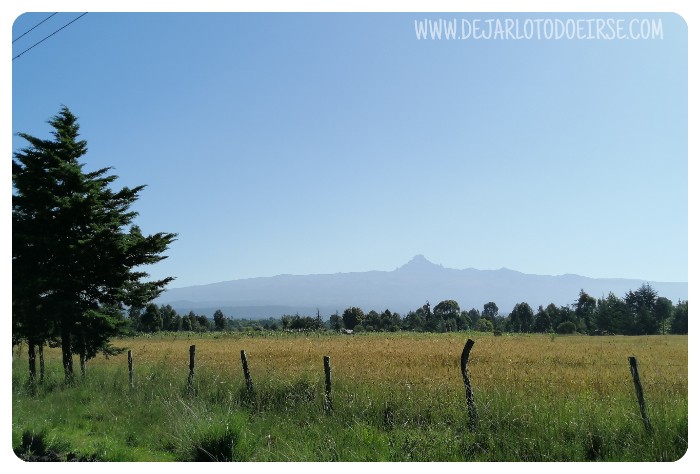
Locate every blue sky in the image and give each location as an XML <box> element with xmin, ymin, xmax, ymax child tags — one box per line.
<box><xmin>10</xmin><ymin>11</ymin><xmax>689</xmax><ymax>288</ymax></box>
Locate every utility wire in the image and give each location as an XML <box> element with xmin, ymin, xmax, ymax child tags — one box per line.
<box><xmin>12</xmin><ymin>12</ymin><xmax>57</xmax><ymax>44</ymax></box>
<box><xmin>13</xmin><ymin>12</ymin><xmax>88</xmax><ymax>61</ymax></box>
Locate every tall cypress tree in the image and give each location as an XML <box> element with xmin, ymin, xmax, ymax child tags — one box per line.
<box><xmin>13</xmin><ymin>106</ymin><xmax>177</xmax><ymax>383</ymax></box>
<box><xmin>670</xmin><ymin>300</ymin><xmax>688</xmax><ymax>335</ymax></box>
<box><xmin>625</xmin><ymin>284</ymin><xmax>659</xmax><ymax>335</ymax></box>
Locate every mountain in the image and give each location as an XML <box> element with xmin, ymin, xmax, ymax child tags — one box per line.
<box><xmin>156</xmin><ymin>255</ymin><xmax>688</xmax><ymax>318</ymax></box>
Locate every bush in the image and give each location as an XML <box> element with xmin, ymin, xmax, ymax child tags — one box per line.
<box><xmin>475</xmin><ymin>318</ymin><xmax>494</xmax><ymax>333</ymax></box>
<box><xmin>555</xmin><ymin>321</ymin><xmax>577</xmax><ymax>334</ymax></box>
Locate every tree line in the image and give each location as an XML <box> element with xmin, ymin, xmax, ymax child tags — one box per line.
<box><xmin>127</xmin><ymin>305</ymin><xmax>327</xmax><ymax>333</ymax></box>
<box><xmin>333</xmin><ymin>285</ymin><xmax>687</xmax><ymax>336</ymax></box>
<box><xmin>126</xmin><ymin>283</ymin><xmax>687</xmax><ymax>337</ymax></box>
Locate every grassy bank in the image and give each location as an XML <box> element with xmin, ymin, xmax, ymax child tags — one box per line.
<box><xmin>11</xmin><ymin>332</ymin><xmax>688</xmax><ymax>461</ymax></box>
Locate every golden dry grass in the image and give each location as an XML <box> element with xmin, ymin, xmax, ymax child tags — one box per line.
<box><xmin>31</xmin><ymin>332</ymin><xmax>687</xmax><ymax>402</ymax></box>
<box><xmin>13</xmin><ymin>332</ymin><xmax>688</xmax><ymax>461</ymax></box>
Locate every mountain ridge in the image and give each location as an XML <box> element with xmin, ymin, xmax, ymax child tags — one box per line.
<box><xmin>156</xmin><ymin>255</ymin><xmax>688</xmax><ymax>318</ymax></box>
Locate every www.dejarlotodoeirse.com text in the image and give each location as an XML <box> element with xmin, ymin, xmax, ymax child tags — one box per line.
<box><xmin>414</xmin><ymin>17</ymin><xmax>664</xmax><ymax>40</ymax></box>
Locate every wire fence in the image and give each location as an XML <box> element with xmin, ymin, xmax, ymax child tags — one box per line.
<box><xmin>11</xmin><ymin>336</ymin><xmax>688</xmax><ymax>461</ymax></box>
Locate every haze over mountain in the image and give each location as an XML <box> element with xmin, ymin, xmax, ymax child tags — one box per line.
<box><xmin>156</xmin><ymin>255</ymin><xmax>688</xmax><ymax>318</ymax></box>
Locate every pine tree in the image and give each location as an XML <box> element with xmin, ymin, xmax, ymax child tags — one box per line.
<box><xmin>575</xmin><ymin>290</ymin><xmax>597</xmax><ymax>335</ymax></box>
<box><xmin>594</xmin><ymin>293</ymin><xmax>629</xmax><ymax>335</ymax></box>
<box><xmin>670</xmin><ymin>300</ymin><xmax>688</xmax><ymax>335</ymax></box>
<box><xmin>532</xmin><ymin>305</ymin><xmax>552</xmax><ymax>333</ymax></box>
<box><xmin>625</xmin><ymin>284</ymin><xmax>659</xmax><ymax>335</ymax></box>
<box><xmin>13</xmin><ymin>107</ymin><xmax>177</xmax><ymax>383</ymax></box>
<box><xmin>213</xmin><ymin>309</ymin><xmax>226</xmax><ymax>331</ymax></box>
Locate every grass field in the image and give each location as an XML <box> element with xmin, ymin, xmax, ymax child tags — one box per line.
<box><xmin>11</xmin><ymin>331</ymin><xmax>688</xmax><ymax>461</ymax></box>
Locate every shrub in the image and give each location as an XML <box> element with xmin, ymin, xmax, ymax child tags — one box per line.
<box><xmin>475</xmin><ymin>318</ymin><xmax>494</xmax><ymax>333</ymax></box>
<box><xmin>555</xmin><ymin>321</ymin><xmax>577</xmax><ymax>334</ymax></box>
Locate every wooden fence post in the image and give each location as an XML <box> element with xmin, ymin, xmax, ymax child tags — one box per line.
<box><xmin>323</xmin><ymin>355</ymin><xmax>332</xmax><ymax>413</ymax></box>
<box><xmin>128</xmin><ymin>350</ymin><xmax>134</xmax><ymax>388</ymax></box>
<box><xmin>188</xmin><ymin>345</ymin><xmax>196</xmax><ymax>394</ymax></box>
<box><xmin>240</xmin><ymin>350</ymin><xmax>253</xmax><ymax>393</ymax></box>
<box><xmin>628</xmin><ymin>356</ymin><xmax>652</xmax><ymax>432</ymax></box>
<box><xmin>461</xmin><ymin>338</ymin><xmax>477</xmax><ymax>431</ymax></box>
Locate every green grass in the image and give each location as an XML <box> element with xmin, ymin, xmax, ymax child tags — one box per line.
<box><xmin>11</xmin><ymin>333</ymin><xmax>688</xmax><ymax>461</ymax></box>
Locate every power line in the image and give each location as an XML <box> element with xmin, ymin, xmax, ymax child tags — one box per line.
<box><xmin>12</xmin><ymin>12</ymin><xmax>88</xmax><ymax>61</ymax></box>
<box><xmin>12</xmin><ymin>12</ymin><xmax>57</xmax><ymax>44</ymax></box>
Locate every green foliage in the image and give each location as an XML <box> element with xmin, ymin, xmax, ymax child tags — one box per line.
<box><xmin>482</xmin><ymin>302</ymin><xmax>498</xmax><ymax>321</ymax></box>
<box><xmin>342</xmin><ymin>307</ymin><xmax>364</xmax><ymax>330</ymax></box>
<box><xmin>15</xmin><ymin>428</ymin><xmax>48</xmax><ymax>457</ymax></box>
<box><xmin>329</xmin><ymin>312</ymin><xmax>343</xmax><ymax>330</ymax></box>
<box><xmin>140</xmin><ymin>304</ymin><xmax>162</xmax><ymax>333</ymax></box>
<box><xmin>281</xmin><ymin>313</ymin><xmax>324</xmax><ymax>331</ymax></box>
<box><xmin>39</xmin><ymin>283</ymin><xmax>685</xmax><ymax>340</ymax></box>
<box><xmin>402</xmin><ymin>309</ymin><xmax>426</xmax><ymax>331</ymax></box>
<box><xmin>671</xmin><ymin>301</ymin><xmax>688</xmax><ymax>335</ymax></box>
<box><xmin>364</xmin><ymin>310</ymin><xmax>382</xmax><ymax>331</ymax></box>
<box><xmin>625</xmin><ymin>283</ymin><xmax>659</xmax><ymax>335</ymax></box>
<box><xmin>555</xmin><ymin>321</ymin><xmax>577</xmax><ymax>334</ymax></box>
<box><xmin>532</xmin><ymin>306</ymin><xmax>552</xmax><ymax>333</ymax></box>
<box><xmin>475</xmin><ymin>318</ymin><xmax>494</xmax><ymax>332</ymax></box>
<box><xmin>213</xmin><ymin>309</ymin><xmax>226</xmax><ymax>331</ymax></box>
<box><xmin>181</xmin><ymin>315</ymin><xmax>193</xmax><ymax>331</ymax></box>
<box><xmin>575</xmin><ymin>290</ymin><xmax>597</xmax><ymax>334</ymax></box>
<box><xmin>12</xmin><ymin>107</ymin><xmax>176</xmax><ymax>381</ymax></box>
<box><xmin>508</xmin><ymin>302</ymin><xmax>534</xmax><ymax>333</ymax></box>
<box><xmin>111</xmin><ymin>283</ymin><xmax>685</xmax><ymax>337</ymax></box>
<box><xmin>467</xmin><ymin>308</ymin><xmax>481</xmax><ymax>326</ymax></box>
<box><xmin>428</xmin><ymin>300</ymin><xmax>463</xmax><ymax>332</ymax></box>
<box><xmin>595</xmin><ymin>293</ymin><xmax>631</xmax><ymax>335</ymax></box>
<box><xmin>654</xmin><ymin>297</ymin><xmax>674</xmax><ymax>335</ymax></box>
<box><xmin>13</xmin><ymin>427</ymin><xmax>72</xmax><ymax>461</ymax></box>
<box><xmin>228</xmin><ymin>317</ymin><xmax>280</xmax><ymax>331</ymax></box>
<box><xmin>175</xmin><ymin>413</ymin><xmax>251</xmax><ymax>461</ymax></box>
<box><xmin>160</xmin><ymin>305</ymin><xmax>178</xmax><ymax>331</ymax></box>
<box><xmin>381</xmin><ymin>309</ymin><xmax>402</xmax><ymax>332</ymax></box>
<box><xmin>433</xmin><ymin>299</ymin><xmax>460</xmax><ymax>318</ymax></box>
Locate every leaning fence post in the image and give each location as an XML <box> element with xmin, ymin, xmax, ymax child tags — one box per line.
<box><xmin>188</xmin><ymin>345</ymin><xmax>196</xmax><ymax>394</ymax></box>
<box><xmin>240</xmin><ymin>350</ymin><xmax>253</xmax><ymax>393</ymax></box>
<box><xmin>128</xmin><ymin>350</ymin><xmax>134</xmax><ymax>388</ymax></box>
<box><xmin>461</xmin><ymin>338</ymin><xmax>477</xmax><ymax>430</ymax></box>
<box><xmin>628</xmin><ymin>356</ymin><xmax>652</xmax><ymax>432</ymax></box>
<box><xmin>323</xmin><ymin>355</ymin><xmax>332</xmax><ymax>413</ymax></box>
